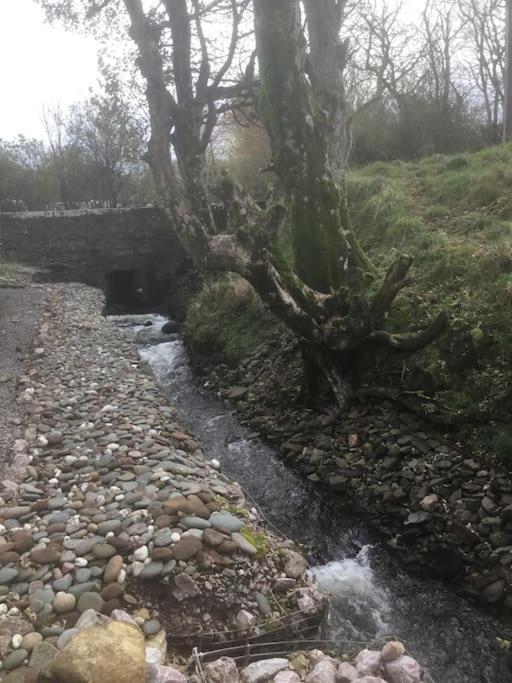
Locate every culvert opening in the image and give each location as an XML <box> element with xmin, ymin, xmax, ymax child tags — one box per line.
<box><xmin>105</xmin><ymin>269</ymin><xmax>144</xmax><ymax>314</ymax></box>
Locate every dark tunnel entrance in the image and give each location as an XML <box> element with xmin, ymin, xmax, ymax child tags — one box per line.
<box><xmin>105</xmin><ymin>269</ymin><xmax>143</xmax><ymax>313</ymax></box>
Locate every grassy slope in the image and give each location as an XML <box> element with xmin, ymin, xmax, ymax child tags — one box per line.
<box><xmin>348</xmin><ymin>144</ymin><xmax>512</xmax><ymax>453</ymax></box>
<box><xmin>186</xmin><ymin>144</ymin><xmax>512</xmax><ymax>454</ymax></box>
<box><xmin>184</xmin><ymin>275</ymin><xmax>277</xmax><ymax>366</ymax></box>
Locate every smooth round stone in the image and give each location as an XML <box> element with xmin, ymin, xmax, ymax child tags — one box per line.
<box><xmin>11</xmin><ymin>582</ymin><xmax>28</xmax><ymax>595</ymax></box>
<box><xmin>4</xmin><ymin>648</ymin><xmax>28</xmax><ymax>671</ymax></box>
<box><xmin>172</xmin><ymin>536</ymin><xmax>202</xmax><ymax>561</ymax></box>
<box><xmin>92</xmin><ymin>544</ymin><xmax>116</xmax><ymax>559</ymax></box>
<box><xmin>61</xmin><ymin>550</ymin><xmax>76</xmax><ymax>563</ymax></box>
<box><xmin>100</xmin><ymin>582</ymin><xmax>123</xmax><ymax>601</ymax></box>
<box><xmin>126</xmin><ymin>522</ymin><xmax>147</xmax><ymax>536</ymax></box>
<box><xmin>140</xmin><ymin>562</ymin><xmax>163</xmax><ymax>580</ymax></box>
<box><xmin>181</xmin><ymin>516</ymin><xmax>211</xmax><ymax>530</ymax></box>
<box><xmin>53</xmin><ymin>575</ymin><xmax>73</xmax><ymax>592</ymax></box>
<box><xmin>103</xmin><ymin>555</ymin><xmax>123</xmax><ymax>584</ymax></box>
<box><xmin>154</xmin><ymin>529</ymin><xmax>173</xmax><ymax>547</ymax></box>
<box><xmin>21</xmin><ymin>631</ymin><xmax>43</xmax><ymax>652</ymax></box>
<box><xmin>31</xmin><ymin>588</ymin><xmax>55</xmax><ymax>606</ymax></box>
<box><xmin>183</xmin><ymin>529</ymin><xmax>203</xmax><ymax>540</ymax></box>
<box><xmin>53</xmin><ymin>592</ymin><xmax>77</xmax><ymax>614</ymax></box>
<box><xmin>57</xmin><ymin>628</ymin><xmax>78</xmax><ymax>650</ymax></box>
<box><xmin>0</xmin><ymin>567</ymin><xmax>18</xmax><ymax>585</ymax></box>
<box><xmin>133</xmin><ymin>546</ymin><xmax>149</xmax><ymax>562</ymax></box>
<box><xmin>41</xmin><ymin>626</ymin><xmax>63</xmax><ymax>637</ymax></box>
<box><xmin>97</xmin><ymin>520</ymin><xmax>122</xmax><ymax>535</ymax></box>
<box><xmin>68</xmin><ymin>581</ymin><xmax>98</xmax><ymax>597</ymax></box>
<box><xmin>77</xmin><ymin>592</ymin><xmax>104</xmax><ymax>613</ymax></box>
<box><xmin>75</xmin><ymin>568</ymin><xmax>92</xmax><ymax>584</ymax></box>
<box><xmin>231</xmin><ymin>532</ymin><xmax>257</xmax><ymax>556</ymax></box>
<box><xmin>75</xmin><ymin>538</ymin><xmax>97</xmax><ymax>555</ymax></box>
<box><xmin>209</xmin><ymin>513</ymin><xmax>242</xmax><ymax>533</ymax></box>
<box><xmin>143</xmin><ymin>619</ymin><xmax>161</xmax><ymax>636</ymax></box>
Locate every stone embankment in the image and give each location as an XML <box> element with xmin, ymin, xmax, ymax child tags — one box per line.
<box><xmin>196</xmin><ymin>331</ymin><xmax>512</xmax><ymax>617</ymax></box>
<box><xmin>0</xmin><ymin>284</ymin><xmax>325</xmax><ymax>681</ymax></box>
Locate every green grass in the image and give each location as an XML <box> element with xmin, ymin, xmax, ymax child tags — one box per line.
<box><xmin>186</xmin><ymin>144</ymin><xmax>512</xmax><ymax>452</ymax></box>
<box><xmin>184</xmin><ymin>274</ymin><xmax>278</xmax><ymax>366</ymax></box>
<box><xmin>348</xmin><ymin>143</ymin><xmax>512</xmax><ymax>434</ymax></box>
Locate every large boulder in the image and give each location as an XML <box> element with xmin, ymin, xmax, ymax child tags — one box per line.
<box><xmin>41</xmin><ymin>620</ymin><xmax>145</xmax><ymax>683</ymax></box>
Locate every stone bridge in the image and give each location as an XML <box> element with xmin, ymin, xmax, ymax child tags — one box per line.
<box><xmin>0</xmin><ymin>208</ymin><xmax>191</xmax><ymax>314</ymax></box>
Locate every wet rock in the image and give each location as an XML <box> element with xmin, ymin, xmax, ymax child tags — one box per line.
<box><xmin>232</xmin><ymin>532</ymin><xmax>257</xmax><ymax>556</ymax></box>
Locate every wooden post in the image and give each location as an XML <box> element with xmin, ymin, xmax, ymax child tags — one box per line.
<box><xmin>504</xmin><ymin>0</ymin><xmax>512</xmax><ymax>142</ymax></box>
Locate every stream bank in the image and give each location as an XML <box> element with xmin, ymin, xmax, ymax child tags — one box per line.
<box><xmin>186</xmin><ymin>328</ymin><xmax>512</xmax><ymax>618</ymax></box>
<box><xmin>123</xmin><ymin>316</ymin><xmax>512</xmax><ymax>682</ymax></box>
<box><xmin>0</xmin><ymin>284</ymin><xmax>324</xmax><ymax>680</ymax></box>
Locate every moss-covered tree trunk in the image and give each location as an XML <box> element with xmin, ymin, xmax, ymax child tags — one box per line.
<box><xmin>123</xmin><ymin>0</ymin><xmax>447</xmax><ymax>409</ymax></box>
<box><xmin>253</xmin><ymin>0</ymin><xmax>372</xmax><ymax>293</ymax></box>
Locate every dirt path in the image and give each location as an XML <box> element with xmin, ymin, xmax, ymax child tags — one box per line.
<box><xmin>0</xmin><ymin>284</ymin><xmax>46</xmax><ymax>473</ymax></box>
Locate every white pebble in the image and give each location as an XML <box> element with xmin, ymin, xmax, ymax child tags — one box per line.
<box><xmin>210</xmin><ymin>459</ymin><xmax>221</xmax><ymax>470</ymax></box>
<box><xmin>11</xmin><ymin>634</ymin><xmax>22</xmax><ymax>649</ymax></box>
<box><xmin>170</xmin><ymin>532</ymin><xmax>181</xmax><ymax>543</ymax></box>
<box><xmin>7</xmin><ymin>607</ymin><xmax>20</xmax><ymax>617</ymax></box>
<box><xmin>115</xmin><ymin>494</ymin><xmax>125</xmax><ymax>502</ymax></box>
<box><xmin>133</xmin><ymin>546</ymin><xmax>149</xmax><ymax>562</ymax></box>
<box><xmin>75</xmin><ymin>557</ymin><xmax>88</xmax><ymax>568</ymax></box>
<box><xmin>131</xmin><ymin>561</ymin><xmax>144</xmax><ymax>577</ymax></box>
<box><xmin>0</xmin><ymin>604</ymin><xmax>7</xmax><ymax>615</ymax></box>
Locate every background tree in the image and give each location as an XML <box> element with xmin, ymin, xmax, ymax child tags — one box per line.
<box><xmin>68</xmin><ymin>75</ymin><xmax>145</xmax><ymax>207</ymax></box>
<box><xmin>504</xmin><ymin>0</ymin><xmax>512</xmax><ymax>140</ymax></box>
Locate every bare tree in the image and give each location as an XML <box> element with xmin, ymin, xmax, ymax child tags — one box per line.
<box><xmin>458</xmin><ymin>0</ymin><xmax>506</xmax><ymax>141</ymax></box>
<box><xmin>41</xmin><ymin>104</ymin><xmax>71</xmax><ymax>207</ymax></box>
<box><xmin>504</xmin><ymin>0</ymin><xmax>512</xmax><ymax>140</ymax></box>
<box><xmin>41</xmin><ymin>0</ymin><xmax>447</xmax><ymax>406</ymax></box>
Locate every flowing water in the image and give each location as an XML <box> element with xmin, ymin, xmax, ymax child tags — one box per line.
<box><xmin>112</xmin><ymin>314</ymin><xmax>512</xmax><ymax>683</ymax></box>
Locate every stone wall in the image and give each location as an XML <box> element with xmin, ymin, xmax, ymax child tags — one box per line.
<box><xmin>0</xmin><ymin>208</ymin><xmax>190</xmax><ymax>311</ymax></box>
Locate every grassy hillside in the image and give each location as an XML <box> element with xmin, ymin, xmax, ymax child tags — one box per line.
<box><xmin>186</xmin><ymin>144</ymin><xmax>512</xmax><ymax>454</ymax></box>
<box><xmin>348</xmin><ymin>144</ymin><xmax>512</xmax><ymax>452</ymax></box>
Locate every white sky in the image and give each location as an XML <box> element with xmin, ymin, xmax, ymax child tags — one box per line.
<box><xmin>0</xmin><ymin>0</ymin><xmax>99</xmax><ymax>140</ymax></box>
<box><xmin>0</xmin><ymin>0</ymin><xmax>427</xmax><ymax>142</ymax></box>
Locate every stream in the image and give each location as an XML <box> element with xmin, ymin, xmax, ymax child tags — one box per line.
<box><xmin>112</xmin><ymin>313</ymin><xmax>512</xmax><ymax>683</ymax></box>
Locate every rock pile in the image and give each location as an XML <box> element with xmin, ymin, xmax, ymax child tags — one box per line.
<box><xmin>198</xmin><ymin>330</ymin><xmax>512</xmax><ymax>615</ymax></box>
<box><xmin>0</xmin><ymin>603</ymin><xmax>424</xmax><ymax>683</ymax></box>
<box><xmin>0</xmin><ymin>285</ymin><xmax>324</xmax><ymax>679</ymax></box>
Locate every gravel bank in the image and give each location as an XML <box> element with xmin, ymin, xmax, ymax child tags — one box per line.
<box><xmin>0</xmin><ymin>284</ymin><xmax>46</xmax><ymax>477</ymax></box>
<box><xmin>0</xmin><ymin>284</ymin><xmax>324</xmax><ymax>679</ymax></box>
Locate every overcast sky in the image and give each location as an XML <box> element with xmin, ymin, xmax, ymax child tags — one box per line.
<box><xmin>0</xmin><ymin>0</ymin><xmax>426</xmax><ymax>142</ymax></box>
<box><xmin>0</xmin><ymin>0</ymin><xmax>99</xmax><ymax>140</ymax></box>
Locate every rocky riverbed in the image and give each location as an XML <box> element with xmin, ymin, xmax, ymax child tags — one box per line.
<box><xmin>0</xmin><ymin>284</ymin><xmax>325</xmax><ymax>680</ymax></box>
<box><xmin>190</xmin><ymin>329</ymin><xmax>512</xmax><ymax>619</ymax></box>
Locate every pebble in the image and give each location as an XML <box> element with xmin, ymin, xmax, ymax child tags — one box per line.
<box><xmin>77</xmin><ymin>591</ymin><xmax>104</xmax><ymax>613</ymax></box>
<box><xmin>4</xmin><ymin>649</ymin><xmax>28</xmax><ymax>671</ymax></box>
<box><xmin>209</xmin><ymin>513</ymin><xmax>242</xmax><ymax>532</ymax></box>
<box><xmin>53</xmin><ymin>592</ymin><xmax>77</xmax><ymax>614</ymax></box>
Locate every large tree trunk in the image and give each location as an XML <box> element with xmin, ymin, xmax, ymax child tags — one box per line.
<box><xmin>253</xmin><ymin>0</ymin><xmax>373</xmax><ymax>293</ymax></box>
<box><xmin>124</xmin><ymin>0</ymin><xmax>447</xmax><ymax>409</ymax></box>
